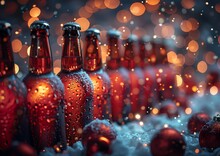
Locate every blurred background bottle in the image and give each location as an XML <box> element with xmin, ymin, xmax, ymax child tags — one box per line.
<box><xmin>153</xmin><ymin>38</ymin><xmax>176</xmax><ymax>102</ymax></box>
<box><xmin>106</xmin><ymin>30</ymin><xmax>130</xmax><ymax>124</ymax></box>
<box><xmin>83</xmin><ymin>28</ymin><xmax>111</xmax><ymax>120</ymax></box>
<box><xmin>0</xmin><ymin>21</ymin><xmax>28</xmax><ymax>151</ymax></box>
<box><xmin>122</xmin><ymin>34</ymin><xmax>146</xmax><ymax>120</ymax></box>
<box><xmin>138</xmin><ymin>36</ymin><xmax>157</xmax><ymax>114</ymax></box>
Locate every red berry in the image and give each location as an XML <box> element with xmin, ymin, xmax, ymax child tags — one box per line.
<box><xmin>5</xmin><ymin>142</ymin><xmax>37</xmax><ymax>156</ymax></box>
<box><xmin>150</xmin><ymin>128</ymin><xmax>186</xmax><ymax>156</ymax></box>
<box><xmin>158</xmin><ymin>101</ymin><xmax>179</xmax><ymax>118</ymax></box>
<box><xmin>82</xmin><ymin>119</ymin><xmax>117</xmax><ymax>156</ymax></box>
<box><xmin>187</xmin><ymin>112</ymin><xmax>211</xmax><ymax>134</ymax></box>
<box><xmin>199</xmin><ymin>114</ymin><xmax>220</xmax><ymax>149</ymax></box>
<box><xmin>174</xmin><ymin>94</ymin><xmax>189</xmax><ymax>109</ymax></box>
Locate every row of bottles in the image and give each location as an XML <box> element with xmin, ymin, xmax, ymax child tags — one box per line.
<box><xmin>0</xmin><ymin>20</ymin><xmax>177</xmax><ymax>152</ymax></box>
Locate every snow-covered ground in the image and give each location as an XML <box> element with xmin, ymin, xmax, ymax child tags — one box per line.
<box><xmin>40</xmin><ymin>93</ymin><xmax>220</xmax><ymax>156</ymax></box>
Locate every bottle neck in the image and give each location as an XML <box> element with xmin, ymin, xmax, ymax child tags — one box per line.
<box><xmin>83</xmin><ymin>36</ymin><xmax>102</xmax><ymax>72</ymax></box>
<box><xmin>153</xmin><ymin>43</ymin><xmax>168</xmax><ymax>65</ymax></box>
<box><xmin>0</xmin><ymin>35</ymin><xmax>14</xmax><ymax>77</ymax></box>
<box><xmin>61</xmin><ymin>36</ymin><xmax>82</xmax><ymax>72</ymax></box>
<box><xmin>139</xmin><ymin>42</ymin><xmax>147</xmax><ymax>68</ymax></box>
<box><xmin>29</xmin><ymin>32</ymin><xmax>52</xmax><ymax>75</ymax></box>
<box><xmin>106</xmin><ymin>38</ymin><xmax>121</xmax><ymax>70</ymax></box>
<box><xmin>123</xmin><ymin>43</ymin><xmax>136</xmax><ymax>69</ymax></box>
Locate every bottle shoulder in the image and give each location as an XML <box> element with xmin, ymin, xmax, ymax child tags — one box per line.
<box><xmin>0</xmin><ymin>74</ymin><xmax>27</xmax><ymax>102</ymax></box>
<box><xmin>87</xmin><ymin>69</ymin><xmax>111</xmax><ymax>84</ymax></box>
<box><xmin>0</xmin><ymin>74</ymin><xmax>27</xmax><ymax>93</ymax></box>
<box><xmin>23</xmin><ymin>72</ymin><xmax>64</xmax><ymax>92</ymax></box>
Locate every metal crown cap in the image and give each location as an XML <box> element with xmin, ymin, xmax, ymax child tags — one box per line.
<box><xmin>63</xmin><ymin>22</ymin><xmax>81</xmax><ymax>31</ymax></box>
<box><xmin>126</xmin><ymin>34</ymin><xmax>138</xmax><ymax>43</ymax></box>
<box><xmin>86</xmin><ymin>28</ymin><xmax>100</xmax><ymax>36</ymax></box>
<box><xmin>0</xmin><ymin>21</ymin><xmax>11</xmax><ymax>31</ymax></box>
<box><xmin>141</xmin><ymin>35</ymin><xmax>152</xmax><ymax>43</ymax></box>
<box><xmin>214</xmin><ymin>114</ymin><xmax>220</xmax><ymax>122</ymax></box>
<box><xmin>107</xmin><ymin>29</ymin><xmax>121</xmax><ymax>38</ymax></box>
<box><xmin>30</xmin><ymin>20</ymin><xmax>50</xmax><ymax>30</ymax></box>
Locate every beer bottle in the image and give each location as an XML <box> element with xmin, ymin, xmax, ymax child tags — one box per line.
<box><xmin>123</xmin><ymin>35</ymin><xmax>146</xmax><ymax>119</ymax></box>
<box><xmin>58</xmin><ymin>22</ymin><xmax>93</xmax><ymax>145</ymax></box>
<box><xmin>139</xmin><ymin>36</ymin><xmax>157</xmax><ymax>113</ymax></box>
<box><xmin>106</xmin><ymin>30</ymin><xmax>130</xmax><ymax>124</ymax></box>
<box><xmin>83</xmin><ymin>28</ymin><xmax>111</xmax><ymax>120</ymax></box>
<box><xmin>23</xmin><ymin>20</ymin><xmax>66</xmax><ymax>152</ymax></box>
<box><xmin>0</xmin><ymin>21</ymin><xmax>27</xmax><ymax>151</ymax></box>
<box><xmin>153</xmin><ymin>38</ymin><xmax>176</xmax><ymax>101</ymax></box>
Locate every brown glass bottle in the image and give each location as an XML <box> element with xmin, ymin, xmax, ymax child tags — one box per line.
<box><xmin>58</xmin><ymin>22</ymin><xmax>93</xmax><ymax>145</ymax></box>
<box><xmin>23</xmin><ymin>21</ymin><xmax>66</xmax><ymax>152</ymax></box>
<box><xmin>83</xmin><ymin>28</ymin><xmax>111</xmax><ymax>120</ymax></box>
<box><xmin>106</xmin><ymin>30</ymin><xmax>130</xmax><ymax>124</ymax></box>
<box><xmin>123</xmin><ymin>35</ymin><xmax>146</xmax><ymax>118</ymax></box>
<box><xmin>153</xmin><ymin>38</ymin><xmax>176</xmax><ymax>101</ymax></box>
<box><xmin>138</xmin><ymin>37</ymin><xmax>157</xmax><ymax>114</ymax></box>
<box><xmin>0</xmin><ymin>21</ymin><xmax>27</xmax><ymax>151</ymax></box>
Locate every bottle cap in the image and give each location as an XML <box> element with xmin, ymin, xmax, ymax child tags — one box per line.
<box><xmin>0</xmin><ymin>21</ymin><xmax>12</xmax><ymax>36</ymax></box>
<box><xmin>140</xmin><ymin>35</ymin><xmax>152</xmax><ymax>43</ymax></box>
<box><xmin>126</xmin><ymin>34</ymin><xmax>138</xmax><ymax>43</ymax></box>
<box><xmin>30</xmin><ymin>20</ymin><xmax>50</xmax><ymax>30</ymax></box>
<box><xmin>214</xmin><ymin>114</ymin><xmax>220</xmax><ymax>122</ymax></box>
<box><xmin>86</xmin><ymin>28</ymin><xmax>100</xmax><ymax>36</ymax></box>
<box><xmin>107</xmin><ymin>29</ymin><xmax>121</xmax><ymax>38</ymax></box>
<box><xmin>63</xmin><ymin>22</ymin><xmax>81</xmax><ymax>31</ymax></box>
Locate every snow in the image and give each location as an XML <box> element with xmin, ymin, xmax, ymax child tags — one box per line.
<box><xmin>40</xmin><ymin>93</ymin><xmax>220</xmax><ymax>156</ymax></box>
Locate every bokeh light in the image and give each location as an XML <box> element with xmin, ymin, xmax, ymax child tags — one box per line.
<box><xmin>118</xmin><ymin>26</ymin><xmax>131</xmax><ymax>40</ymax></box>
<box><xmin>28</xmin><ymin>17</ymin><xmax>39</xmax><ymax>27</ymax></box>
<box><xmin>116</xmin><ymin>10</ymin><xmax>132</xmax><ymax>23</ymax></box>
<box><xmin>29</xmin><ymin>7</ymin><xmax>41</xmax><ymax>17</ymax></box>
<box><xmin>75</xmin><ymin>17</ymin><xmax>90</xmax><ymax>32</ymax></box>
<box><xmin>181</xmin><ymin>0</ymin><xmax>195</xmax><ymax>9</ymax></box>
<box><xmin>14</xmin><ymin>64</ymin><xmax>19</xmax><ymax>74</ymax></box>
<box><xmin>188</xmin><ymin>40</ymin><xmax>199</xmax><ymax>53</ymax></box>
<box><xmin>130</xmin><ymin>2</ymin><xmax>145</xmax><ymax>16</ymax></box>
<box><xmin>180</xmin><ymin>20</ymin><xmax>192</xmax><ymax>32</ymax></box>
<box><xmin>79</xmin><ymin>7</ymin><xmax>92</xmax><ymax>18</ymax></box>
<box><xmin>197</xmin><ymin>61</ymin><xmax>207</xmax><ymax>73</ymax></box>
<box><xmin>104</xmin><ymin>0</ymin><xmax>120</xmax><ymax>9</ymax></box>
<box><xmin>146</xmin><ymin>0</ymin><xmax>160</xmax><ymax>6</ymax></box>
<box><xmin>210</xmin><ymin>86</ymin><xmax>218</xmax><ymax>95</ymax></box>
<box><xmin>12</xmin><ymin>39</ymin><xmax>22</xmax><ymax>53</ymax></box>
<box><xmin>176</xmin><ymin>75</ymin><xmax>183</xmax><ymax>87</ymax></box>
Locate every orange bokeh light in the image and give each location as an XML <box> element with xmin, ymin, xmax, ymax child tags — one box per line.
<box><xmin>188</xmin><ymin>40</ymin><xmax>199</xmax><ymax>52</ymax></box>
<box><xmin>146</xmin><ymin>0</ymin><xmax>160</xmax><ymax>6</ymax></box>
<box><xmin>94</xmin><ymin>0</ymin><xmax>106</xmax><ymax>9</ymax></box>
<box><xmin>19</xmin><ymin>45</ymin><xmax>28</xmax><ymax>58</ymax></box>
<box><xmin>197</xmin><ymin>61</ymin><xmax>207</xmax><ymax>73</ymax></box>
<box><xmin>205</xmin><ymin>51</ymin><xmax>216</xmax><ymax>65</ymax></box>
<box><xmin>79</xmin><ymin>7</ymin><xmax>92</xmax><ymax>18</ymax></box>
<box><xmin>130</xmin><ymin>2</ymin><xmax>146</xmax><ymax>16</ymax></box>
<box><xmin>30</xmin><ymin>7</ymin><xmax>41</xmax><ymax>17</ymax></box>
<box><xmin>215</xmin><ymin>3</ymin><xmax>220</xmax><ymax>13</ymax></box>
<box><xmin>14</xmin><ymin>64</ymin><xmax>19</xmax><ymax>74</ymax></box>
<box><xmin>75</xmin><ymin>17</ymin><xmax>90</xmax><ymax>32</ymax></box>
<box><xmin>104</xmin><ymin>0</ymin><xmax>120</xmax><ymax>9</ymax></box>
<box><xmin>116</xmin><ymin>10</ymin><xmax>132</xmax><ymax>23</ymax></box>
<box><xmin>180</xmin><ymin>20</ymin><xmax>192</xmax><ymax>32</ymax></box>
<box><xmin>161</xmin><ymin>24</ymin><xmax>175</xmax><ymax>38</ymax></box>
<box><xmin>118</xmin><ymin>26</ymin><xmax>131</xmax><ymax>40</ymax></box>
<box><xmin>181</xmin><ymin>0</ymin><xmax>195</xmax><ymax>9</ymax></box>
<box><xmin>188</xmin><ymin>18</ymin><xmax>199</xmax><ymax>31</ymax></box>
<box><xmin>28</xmin><ymin>17</ymin><xmax>39</xmax><ymax>27</ymax></box>
<box><xmin>12</xmin><ymin>39</ymin><xmax>22</xmax><ymax>53</ymax></box>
